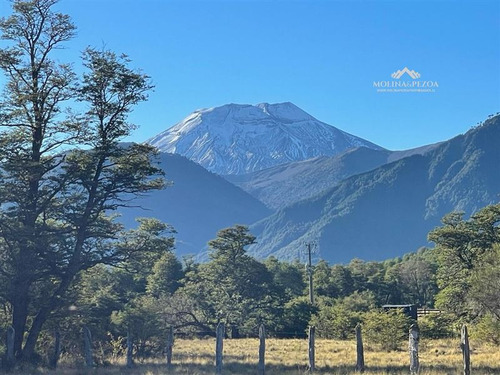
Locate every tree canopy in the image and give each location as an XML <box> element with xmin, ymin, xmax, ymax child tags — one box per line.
<box><xmin>428</xmin><ymin>204</ymin><xmax>500</xmax><ymax>319</ymax></box>
<box><xmin>0</xmin><ymin>0</ymin><xmax>163</xmax><ymax>360</ymax></box>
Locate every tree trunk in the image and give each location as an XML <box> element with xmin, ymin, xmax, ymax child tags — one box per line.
<box><xmin>126</xmin><ymin>329</ymin><xmax>134</xmax><ymax>368</ymax></box>
<box><xmin>5</xmin><ymin>326</ymin><xmax>15</xmax><ymax>369</ymax></box>
<box><xmin>11</xmin><ymin>296</ymin><xmax>29</xmax><ymax>358</ymax></box>
<box><xmin>49</xmin><ymin>330</ymin><xmax>61</xmax><ymax>369</ymax></box>
<box><xmin>229</xmin><ymin>326</ymin><xmax>240</xmax><ymax>339</ymax></box>
<box><xmin>22</xmin><ymin>259</ymin><xmax>79</xmax><ymax>359</ymax></box>
<box><xmin>166</xmin><ymin>326</ymin><xmax>174</xmax><ymax>368</ymax></box>
<box><xmin>10</xmin><ymin>269</ymin><xmax>34</xmax><ymax>359</ymax></box>
<box><xmin>83</xmin><ymin>326</ymin><xmax>94</xmax><ymax>368</ymax></box>
<box><xmin>21</xmin><ymin>305</ymin><xmax>50</xmax><ymax>360</ymax></box>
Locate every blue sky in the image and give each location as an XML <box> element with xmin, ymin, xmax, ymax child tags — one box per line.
<box><xmin>1</xmin><ymin>0</ymin><xmax>499</xmax><ymax>150</ymax></box>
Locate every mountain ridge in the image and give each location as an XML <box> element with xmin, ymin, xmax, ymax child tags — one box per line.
<box><xmin>225</xmin><ymin>142</ymin><xmax>442</xmax><ymax>210</ymax></box>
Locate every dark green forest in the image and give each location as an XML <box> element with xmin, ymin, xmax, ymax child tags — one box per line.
<box><xmin>1</xmin><ymin>206</ymin><xmax>499</xmax><ymax>364</ymax></box>
<box><xmin>0</xmin><ymin>0</ymin><xmax>499</xmax><ymax>369</ymax></box>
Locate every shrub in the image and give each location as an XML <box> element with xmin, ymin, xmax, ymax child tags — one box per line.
<box><xmin>278</xmin><ymin>296</ymin><xmax>318</xmax><ymax>338</ymax></box>
<box><xmin>419</xmin><ymin>313</ymin><xmax>457</xmax><ymax>339</ymax></box>
<box><xmin>311</xmin><ymin>303</ymin><xmax>361</xmax><ymax>339</ymax></box>
<box><xmin>362</xmin><ymin>309</ymin><xmax>413</xmax><ymax>351</ymax></box>
<box><xmin>311</xmin><ymin>291</ymin><xmax>375</xmax><ymax>340</ymax></box>
<box><xmin>310</xmin><ymin>293</ymin><xmax>374</xmax><ymax>340</ymax></box>
<box><xmin>471</xmin><ymin>314</ymin><xmax>500</xmax><ymax>345</ymax></box>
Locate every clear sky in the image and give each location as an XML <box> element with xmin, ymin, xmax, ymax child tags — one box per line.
<box><xmin>1</xmin><ymin>0</ymin><xmax>499</xmax><ymax>150</ymax></box>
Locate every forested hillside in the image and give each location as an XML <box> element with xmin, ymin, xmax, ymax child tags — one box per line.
<box><xmin>226</xmin><ymin>143</ymin><xmax>441</xmax><ymax>210</ymax></box>
<box><xmin>118</xmin><ymin>153</ymin><xmax>271</xmax><ymax>256</ymax></box>
<box><xmin>249</xmin><ymin>116</ymin><xmax>500</xmax><ymax>262</ymax></box>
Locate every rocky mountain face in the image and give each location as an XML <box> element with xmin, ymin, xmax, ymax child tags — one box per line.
<box><xmin>247</xmin><ymin>116</ymin><xmax>500</xmax><ymax>263</ymax></box>
<box><xmin>148</xmin><ymin>102</ymin><xmax>383</xmax><ymax>175</ymax></box>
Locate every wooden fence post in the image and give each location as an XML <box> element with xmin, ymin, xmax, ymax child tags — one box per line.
<box><xmin>355</xmin><ymin>323</ymin><xmax>365</xmax><ymax>373</ymax></box>
<box><xmin>166</xmin><ymin>326</ymin><xmax>174</xmax><ymax>368</ymax></box>
<box><xmin>308</xmin><ymin>325</ymin><xmax>315</xmax><ymax>372</ymax></box>
<box><xmin>258</xmin><ymin>324</ymin><xmax>266</xmax><ymax>375</ymax></box>
<box><xmin>83</xmin><ymin>326</ymin><xmax>94</xmax><ymax>368</ymax></box>
<box><xmin>461</xmin><ymin>324</ymin><xmax>471</xmax><ymax>375</ymax></box>
<box><xmin>126</xmin><ymin>329</ymin><xmax>134</xmax><ymax>368</ymax></box>
<box><xmin>409</xmin><ymin>323</ymin><xmax>420</xmax><ymax>375</ymax></box>
<box><xmin>215</xmin><ymin>323</ymin><xmax>224</xmax><ymax>375</ymax></box>
<box><xmin>6</xmin><ymin>325</ymin><xmax>15</xmax><ymax>369</ymax></box>
<box><xmin>49</xmin><ymin>330</ymin><xmax>61</xmax><ymax>369</ymax></box>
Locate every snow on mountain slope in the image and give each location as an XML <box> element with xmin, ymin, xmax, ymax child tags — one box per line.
<box><xmin>148</xmin><ymin>102</ymin><xmax>384</xmax><ymax>175</ymax></box>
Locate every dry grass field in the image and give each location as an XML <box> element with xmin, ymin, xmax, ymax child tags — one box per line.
<box><xmin>8</xmin><ymin>338</ymin><xmax>500</xmax><ymax>374</ymax></box>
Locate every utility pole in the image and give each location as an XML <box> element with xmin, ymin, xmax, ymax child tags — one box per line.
<box><xmin>307</xmin><ymin>243</ymin><xmax>314</xmax><ymax>305</ymax></box>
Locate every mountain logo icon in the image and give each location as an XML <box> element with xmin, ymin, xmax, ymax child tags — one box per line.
<box><xmin>391</xmin><ymin>67</ymin><xmax>421</xmax><ymax>79</ymax></box>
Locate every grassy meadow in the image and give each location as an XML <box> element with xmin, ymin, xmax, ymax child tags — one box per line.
<box><xmin>9</xmin><ymin>338</ymin><xmax>500</xmax><ymax>374</ymax></box>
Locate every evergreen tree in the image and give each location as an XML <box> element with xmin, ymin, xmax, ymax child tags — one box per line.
<box><xmin>181</xmin><ymin>225</ymin><xmax>275</xmax><ymax>336</ymax></box>
<box><xmin>147</xmin><ymin>252</ymin><xmax>184</xmax><ymax>297</ymax></box>
<box><xmin>429</xmin><ymin>204</ymin><xmax>500</xmax><ymax>318</ymax></box>
<box><xmin>0</xmin><ymin>0</ymin><xmax>163</xmax><ymax>360</ymax></box>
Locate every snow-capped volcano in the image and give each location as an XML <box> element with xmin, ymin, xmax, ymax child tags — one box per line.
<box><xmin>148</xmin><ymin>102</ymin><xmax>383</xmax><ymax>175</ymax></box>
